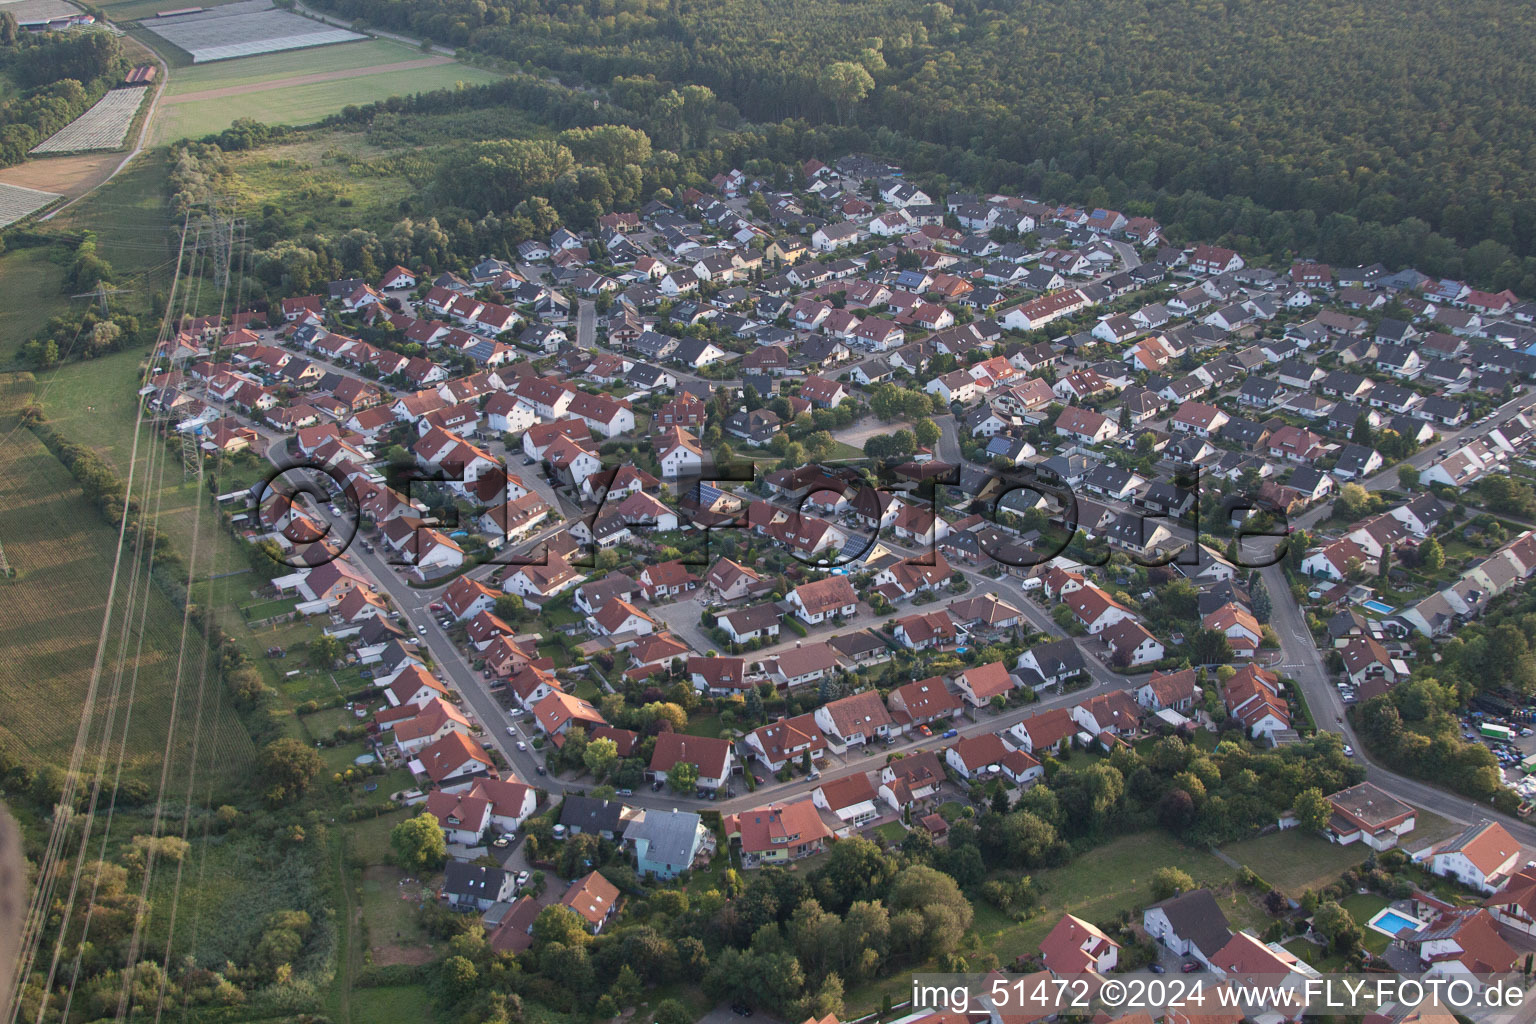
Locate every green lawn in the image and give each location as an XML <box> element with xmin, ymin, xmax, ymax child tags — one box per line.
<box><xmin>873</xmin><ymin>821</ymin><xmax>907</xmax><ymax>843</ymax></box>
<box><xmin>161</xmin><ymin>39</ymin><xmax>425</xmax><ymax>94</ymax></box>
<box><xmin>1340</xmin><ymin>892</ymin><xmax>1391</xmax><ymax>954</ymax></box>
<box><xmin>0</xmin><ymin>248</ymin><xmax>67</xmax><ymax>366</ymax></box>
<box><xmin>98</xmin><ymin>0</ymin><xmax>246</xmax><ymax>21</ymax></box>
<box><xmin>151</xmin><ymin>40</ymin><xmax>503</xmax><ymax>143</ymax></box>
<box><xmin>351</xmin><ymin>808</ymin><xmax>414</xmax><ymax>864</ymax></box>
<box><xmin>683</xmin><ymin>712</ymin><xmax>726</xmax><ymax>738</ymax></box>
<box><xmin>0</xmin><ymin>387</ymin><xmax>253</xmax><ymax>785</ymax></box>
<box><xmin>983</xmin><ymin>833</ymin><xmax>1242</xmax><ymax>957</ymax></box>
<box><xmin>350</xmin><ymin>984</ymin><xmax>436</xmax><ymax>1024</ymax></box>
<box><xmin>1221</xmin><ymin>829</ymin><xmax>1372</xmax><ymax>894</ymax></box>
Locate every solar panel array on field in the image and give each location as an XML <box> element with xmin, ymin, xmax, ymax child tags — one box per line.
<box><xmin>0</xmin><ymin>183</ymin><xmax>62</xmax><ymax>227</ymax></box>
<box><xmin>31</xmin><ymin>86</ymin><xmax>146</xmax><ymax>153</ymax></box>
<box><xmin>143</xmin><ymin>0</ymin><xmax>364</xmax><ymax>62</ymax></box>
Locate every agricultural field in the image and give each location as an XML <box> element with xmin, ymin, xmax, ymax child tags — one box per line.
<box><xmin>95</xmin><ymin>0</ymin><xmax>244</xmax><ymax>23</ymax></box>
<box><xmin>142</xmin><ymin>0</ymin><xmax>364</xmax><ymax>63</ymax></box>
<box><xmin>150</xmin><ymin>38</ymin><xmax>501</xmax><ymax>143</ymax></box>
<box><xmin>0</xmin><ymin>377</ymin><xmax>253</xmax><ymax>787</ymax></box>
<box><xmin>31</xmin><ymin>85</ymin><xmax>149</xmax><ymax>154</ymax></box>
<box><xmin>0</xmin><ymin>249</ymin><xmax>67</xmax><ymax>364</ymax></box>
<box><xmin>0</xmin><ymin>181</ymin><xmax>61</xmax><ymax>227</ymax></box>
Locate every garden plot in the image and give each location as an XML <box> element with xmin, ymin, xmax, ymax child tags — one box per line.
<box><xmin>30</xmin><ymin>86</ymin><xmax>146</xmax><ymax>154</ymax></box>
<box><xmin>0</xmin><ymin>182</ymin><xmax>61</xmax><ymax>226</ymax></box>
<box><xmin>143</xmin><ymin>0</ymin><xmax>364</xmax><ymax>62</ymax></box>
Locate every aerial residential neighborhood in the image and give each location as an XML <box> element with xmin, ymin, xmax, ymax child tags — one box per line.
<box><xmin>11</xmin><ymin>41</ymin><xmax>1536</xmax><ymax>1015</ymax></box>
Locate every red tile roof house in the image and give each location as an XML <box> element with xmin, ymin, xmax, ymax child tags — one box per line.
<box><xmin>894</xmin><ymin>609</ymin><xmax>959</xmax><ymax>651</ymax></box>
<box><xmin>389</xmin><ymin>697</ymin><xmax>473</xmax><ymax>757</ymax></box>
<box><xmin>1063</xmin><ymin>584</ymin><xmax>1137</xmax><ymax>634</ymax></box>
<box><xmin>441</xmin><ymin>575</ymin><xmax>499</xmax><ymax>621</ymax></box>
<box><xmin>877</xmin><ymin>749</ymin><xmax>947</xmax><ymax>813</ymax></box>
<box><xmin>1222</xmin><ymin>664</ymin><xmax>1290</xmax><ymax>740</ymax></box>
<box><xmin>650</xmin><ymin>732</ymin><xmax>735</xmax><ymax>791</ymax></box>
<box><xmin>561</xmin><ymin>870</ymin><xmax>621</xmax><ymax>934</ymax></box>
<box><xmin>1040</xmin><ymin>914</ymin><xmax>1120</xmax><ymax>975</ymax></box>
<box><xmin>745</xmin><ymin>713</ymin><xmax>828</xmax><ymax>772</ymax></box>
<box><xmin>999</xmin><ymin>747</ymin><xmax>1043</xmax><ymax>786</ymax></box>
<box><xmin>1101</xmin><ymin>618</ymin><xmax>1165</xmax><ymax>668</ymax></box>
<box><xmin>1006</xmin><ymin>707</ymin><xmax>1077</xmax><ymax>755</ymax></box>
<box><xmin>1414</xmin><ymin>820</ymin><xmax>1522</xmax><ymax>895</ymax></box>
<box><xmin>1405</xmin><ymin>907</ymin><xmax>1519</xmax><ymax>978</ymax></box>
<box><xmin>1071</xmin><ymin>691</ymin><xmax>1143</xmax><ymax>737</ymax></box>
<box><xmin>814</xmin><ymin>690</ymin><xmax>897</xmax><ymax>750</ymax></box>
<box><xmin>469</xmin><ymin>776</ymin><xmax>538</xmax><ymax>833</ymax></box>
<box><xmin>1135</xmin><ymin>668</ymin><xmax>1199</xmax><ymax>712</ymax></box>
<box><xmin>1054</xmin><ymin>405</ymin><xmax>1119</xmax><ymax>444</ymax></box>
<box><xmin>1201</xmin><ymin>602</ymin><xmax>1263</xmax><ymax>658</ymax></box>
<box><xmin>1267</xmin><ymin>425</ymin><xmax>1326</xmax><ymax>464</ymax></box>
<box><xmin>689</xmin><ymin>655</ymin><xmax>751</xmax><ymax>696</ymax></box>
<box><xmin>424</xmin><ymin>788</ymin><xmax>492</xmax><ymax>846</ymax></box>
<box><xmin>411</xmin><ymin>731</ymin><xmax>496</xmax><ymax>794</ymax></box>
<box><xmin>952</xmin><ymin>660</ymin><xmax>1016</xmax><ymax>709</ymax></box>
<box><xmin>787</xmin><ymin>576</ymin><xmax>858</xmax><ymax>625</ymax></box>
<box><xmin>888</xmin><ymin>676</ymin><xmax>963</xmax><ymax>730</ymax></box>
<box><xmin>532</xmin><ymin>690</ymin><xmax>607</xmax><ymax>747</ymax></box>
<box><xmin>1323</xmin><ymin>781</ymin><xmax>1415</xmax><ymax>850</ymax></box>
<box><xmin>812</xmin><ymin>772</ymin><xmax>881</xmax><ymax>833</ymax></box>
<box><xmin>1169</xmin><ymin>401</ymin><xmax>1230</xmax><ymax>438</ymax></box>
<box><xmin>1483</xmin><ymin>866</ymin><xmax>1536</xmax><ymax>937</ymax></box>
<box><xmin>723</xmin><ymin>798</ymin><xmax>833</xmax><ymax>868</ymax></box>
<box><xmin>945</xmin><ymin>733</ymin><xmax>1010</xmax><ymax>780</ymax></box>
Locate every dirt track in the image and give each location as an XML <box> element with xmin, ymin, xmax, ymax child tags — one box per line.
<box><xmin>0</xmin><ymin>153</ymin><xmax>122</xmax><ymax>200</ymax></box>
<box><xmin>162</xmin><ymin>56</ymin><xmax>454</xmax><ymax>105</ymax></box>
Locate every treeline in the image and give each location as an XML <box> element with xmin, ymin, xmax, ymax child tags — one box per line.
<box><xmin>167</xmin><ymin>110</ymin><xmax>715</xmax><ymax>299</ymax></box>
<box><xmin>1354</xmin><ymin>677</ymin><xmax>1518</xmax><ymax>813</ymax></box>
<box><xmin>306</xmin><ymin>0</ymin><xmax>1536</xmax><ymax>289</ymax></box>
<box><xmin>0</xmin><ymin>29</ymin><xmax>126</xmax><ymax>166</ymax></box>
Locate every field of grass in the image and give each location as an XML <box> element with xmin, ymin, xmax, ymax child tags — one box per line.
<box><xmin>162</xmin><ymin>39</ymin><xmax>423</xmax><ymax>94</ymax></box>
<box><xmin>982</xmin><ymin>833</ymin><xmax>1244</xmax><ymax>959</ymax></box>
<box><xmin>1221</xmin><ymin>829</ymin><xmax>1371</xmax><ymax>894</ymax></box>
<box><xmin>150</xmin><ymin>39</ymin><xmax>503</xmax><ymax>143</ymax></box>
<box><xmin>351</xmin><ymin>984</ymin><xmax>436</xmax><ymax>1024</ymax></box>
<box><xmin>0</xmin><ymin>248</ymin><xmax>68</xmax><ymax>366</ymax></box>
<box><xmin>98</xmin><ymin>0</ymin><xmax>247</xmax><ymax>22</ymax></box>
<box><xmin>45</xmin><ymin>150</ymin><xmax>179</xmax><ymax>308</ymax></box>
<box><xmin>0</xmin><ymin>377</ymin><xmax>253</xmax><ymax>787</ymax></box>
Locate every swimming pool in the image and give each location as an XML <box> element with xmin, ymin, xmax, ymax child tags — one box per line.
<box><xmin>1367</xmin><ymin>907</ymin><xmax>1423</xmax><ymax>938</ymax></box>
<box><xmin>1360</xmin><ymin>599</ymin><xmax>1396</xmax><ymax>615</ymax></box>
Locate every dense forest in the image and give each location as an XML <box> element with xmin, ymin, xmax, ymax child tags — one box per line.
<box><xmin>306</xmin><ymin>0</ymin><xmax>1536</xmax><ymax>290</ymax></box>
<box><xmin>0</xmin><ymin>27</ymin><xmax>127</xmax><ymax>166</ymax></box>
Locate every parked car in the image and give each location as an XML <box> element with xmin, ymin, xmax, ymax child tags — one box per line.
<box><xmin>942</xmin><ymin>729</ymin><xmax>958</xmax><ymax>738</ymax></box>
<box><xmin>516</xmin><ymin>741</ymin><xmax>527</xmax><ymax>751</ymax></box>
<box><xmin>506</xmin><ymin>726</ymin><xmax>517</xmax><ymax>736</ymax></box>
<box><xmin>616</xmin><ymin>788</ymin><xmax>633</xmax><ymax>796</ymax></box>
<box><xmin>492</xmin><ymin>836</ymin><xmax>511</xmax><ymax>848</ymax></box>
<box><xmin>1181</xmin><ymin>962</ymin><xmax>1200</xmax><ymax>973</ymax></box>
<box><xmin>515</xmin><ymin>871</ymin><xmax>530</xmax><ymax>887</ymax></box>
<box><xmin>1149</xmin><ymin>963</ymin><xmax>1166</xmax><ymax>974</ymax></box>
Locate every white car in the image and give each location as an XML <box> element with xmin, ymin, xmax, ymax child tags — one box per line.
<box><xmin>416</xmin><ymin>624</ymin><xmax>426</xmax><ymax>635</ymax></box>
<box><xmin>516</xmin><ymin>871</ymin><xmax>530</xmax><ymax>887</ymax></box>
<box><xmin>1343</xmin><ymin>745</ymin><xmax>1355</xmax><ymax>757</ymax></box>
<box><xmin>516</xmin><ymin>741</ymin><xmax>527</xmax><ymax>751</ymax></box>
<box><xmin>506</xmin><ymin>726</ymin><xmax>517</xmax><ymax>736</ymax></box>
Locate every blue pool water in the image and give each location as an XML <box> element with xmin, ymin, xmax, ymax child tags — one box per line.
<box><xmin>1360</xmin><ymin>599</ymin><xmax>1396</xmax><ymax>615</ymax></box>
<box><xmin>1368</xmin><ymin>908</ymin><xmax>1422</xmax><ymax>937</ymax></box>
